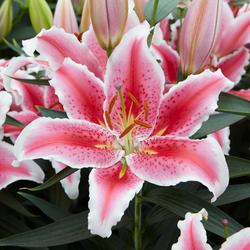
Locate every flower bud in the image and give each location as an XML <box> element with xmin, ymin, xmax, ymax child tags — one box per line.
<box><xmin>80</xmin><ymin>0</ymin><xmax>91</xmax><ymax>32</ymax></box>
<box><xmin>134</xmin><ymin>0</ymin><xmax>148</xmax><ymax>22</ymax></box>
<box><xmin>88</xmin><ymin>0</ymin><xmax>128</xmax><ymax>50</ymax></box>
<box><xmin>179</xmin><ymin>0</ymin><xmax>223</xmax><ymax>77</ymax></box>
<box><xmin>54</xmin><ymin>0</ymin><xmax>79</xmax><ymax>34</ymax></box>
<box><xmin>28</xmin><ymin>0</ymin><xmax>53</xmax><ymax>34</ymax></box>
<box><xmin>0</xmin><ymin>0</ymin><xmax>13</xmax><ymax>42</ymax></box>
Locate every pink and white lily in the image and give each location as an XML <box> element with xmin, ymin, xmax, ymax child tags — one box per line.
<box><xmin>13</xmin><ymin>25</ymin><xmax>231</xmax><ymax>237</ymax></box>
<box><xmin>172</xmin><ymin>209</ymin><xmax>250</xmax><ymax>250</ymax></box>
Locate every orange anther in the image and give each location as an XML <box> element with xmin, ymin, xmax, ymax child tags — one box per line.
<box><xmin>134</xmin><ymin>119</ymin><xmax>152</xmax><ymax>128</ymax></box>
<box><xmin>108</xmin><ymin>95</ymin><xmax>118</xmax><ymax>114</ymax></box>
<box><xmin>144</xmin><ymin>100</ymin><xmax>148</xmax><ymax>121</ymax></box>
<box><xmin>105</xmin><ymin>111</ymin><xmax>113</xmax><ymax>130</ymax></box>
<box><xmin>127</xmin><ymin>92</ymin><xmax>140</xmax><ymax>108</ymax></box>
<box><xmin>119</xmin><ymin>123</ymin><xmax>135</xmax><ymax>139</ymax></box>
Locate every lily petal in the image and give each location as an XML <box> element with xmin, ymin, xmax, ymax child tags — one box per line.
<box><xmin>127</xmin><ymin>136</ymin><xmax>229</xmax><ymax>202</ymax></box>
<box><xmin>51</xmin><ymin>160</ymin><xmax>81</xmax><ymax>199</ymax></box>
<box><xmin>14</xmin><ymin>117</ymin><xmax>124</xmax><ymax>169</ymax></box>
<box><xmin>172</xmin><ymin>209</ymin><xmax>212</xmax><ymax>250</ymax></box>
<box><xmin>103</xmin><ymin>25</ymin><xmax>164</xmax><ymax>141</ymax></box>
<box><xmin>88</xmin><ymin>161</ymin><xmax>143</xmax><ymax>237</ymax></box>
<box><xmin>0</xmin><ymin>141</ymin><xmax>44</xmax><ymax>190</ymax></box>
<box><xmin>228</xmin><ymin>90</ymin><xmax>250</xmax><ymax>101</ymax></box>
<box><xmin>50</xmin><ymin>57</ymin><xmax>105</xmax><ymax>125</ymax></box>
<box><xmin>152</xmin><ymin>69</ymin><xmax>233</xmax><ymax>138</ymax></box>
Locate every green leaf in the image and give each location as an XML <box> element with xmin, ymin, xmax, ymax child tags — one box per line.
<box><xmin>90</xmin><ymin>234</ymin><xmax>125</xmax><ymax>250</ymax></box>
<box><xmin>216</xmin><ymin>92</ymin><xmax>250</xmax><ymax>116</ymax></box>
<box><xmin>226</xmin><ymin>155</ymin><xmax>250</xmax><ymax>178</ymax></box>
<box><xmin>36</xmin><ymin>106</ymin><xmax>68</xmax><ymax>119</ymax></box>
<box><xmin>18</xmin><ymin>192</ymin><xmax>71</xmax><ymax>221</ymax></box>
<box><xmin>177</xmin><ymin>66</ymin><xmax>186</xmax><ymax>83</ymax></box>
<box><xmin>20</xmin><ymin>166</ymin><xmax>78</xmax><ymax>192</ymax></box>
<box><xmin>0</xmin><ymin>212</ymin><xmax>131</xmax><ymax>247</ymax></box>
<box><xmin>228</xmin><ymin>0</ymin><xmax>249</xmax><ymax>6</ymax></box>
<box><xmin>5</xmin><ymin>114</ymin><xmax>26</xmax><ymax>128</ymax></box>
<box><xmin>5</xmin><ymin>75</ymin><xmax>50</xmax><ymax>86</ymax></box>
<box><xmin>29</xmin><ymin>70</ymin><xmax>46</xmax><ymax>79</ymax></box>
<box><xmin>141</xmin><ymin>187</ymin><xmax>243</xmax><ymax>237</ymax></box>
<box><xmin>145</xmin><ymin>0</ymin><xmax>182</xmax><ymax>25</ymax></box>
<box><xmin>3</xmin><ymin>38</ymin><xmax>28</xmax><ymax>56</ymax></box>
<box><xmin>0</xmin><ymin>190</ymin><xmax>36</xmax><ymax>217</ymax></box>
<box><xmin>195</xmin><ymin>183</ymin><xmax>250</xmax><ymax>207</ymax></box>
<box><xmin>191</xmin><ymin>113</ymin><xmax>245</xmax><ymax>139</ymax></box>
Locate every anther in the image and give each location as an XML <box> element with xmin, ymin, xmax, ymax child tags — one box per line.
<box><xmin>119</xmin><ymin>123</ymin><xmax>135</xmax><ymax>138</ymax></box>
<box><xmin>144</xmin><ymin>100</ymin><xmax>148</xmax><ymax>120</ymax></box>
<box><xmin>108</xmin><ymin>95</ymin><xmax>118</xmax><ymax>114</ymax></box>
<box><xmin>127</xmin><ymin>92</ymin><xmax>140</xmax><ymax>108</ymax></box>
<box><xmin>134</xmin><ymin>120</ymin><xmax>152</xmax><ymax>128</ymax></box>
<box><xmin>105</xmin><ymin>111</ymin><xmax>113</xmax><ymax>130</ymax></box>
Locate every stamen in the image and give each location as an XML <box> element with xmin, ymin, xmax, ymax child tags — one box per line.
<box><xmin>48</xmin><ymin>101</ymin><xmax>61</xmax><ymax>109</ymax></box>
<box><xmin>134</xmin><ymin>120</ymin><xmax>152</xmax><ymax>128</ymax></box>
<box><xmin>127</xmin><ymin>92</ymin><xmax>140</xmax><ymax>108</ymax></box>
<box><xmin>144</xmin><ymin>100</ymin><xmax>148</xmax><ymax>120</ymax></box>
<box><xmin>105</xmin><ymin>111</ymin><xmax>113</xmax><ymax>130</ymax></box>
<box><xmin>119</xmin><ymin>123</ymin><xmax>135</xmax><ymax>139</ymax></box>
<box><xmin>108</xmin><ymin>95</ymin><xmax>118</xmax><ymax>114</ymax></box>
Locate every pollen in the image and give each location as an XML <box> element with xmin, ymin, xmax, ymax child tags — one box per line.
<box><xmin>119</xmin><ymin>123</ymin><xmax>135</xmax><ymax>139</ymax></box>
<box><xmin>144</xmin><ymin>100</ymin><xmax>148</xmax><ymax>120</ymax></box>
<box><xmin>134</xmin><ymin>119</ymin><xmax>152</xmax><ymax>128</ymax></box>
<box><xmin>127</xmin><ymin>92</ymin><xmax>140</xmax><ymax>108</ymax></box>
<box><xmin>108</xmin><ymin>95</ymin><xmax>118</xmax><ymax>114</ymax></box>
<box><xmin>105</xmin><ymin>111</ymin><xmax>113</xmax><ymax>130</ymax></box>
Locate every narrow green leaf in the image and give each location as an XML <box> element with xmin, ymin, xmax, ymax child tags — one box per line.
<box><xmin>5</xmin><ymin>114</ymin><xmax>26</xmax><ymax>128</ymax></box>
<box><xmin>5</xmin><ymin>75</ymin><xmax>50</xmax><ymax>86</ymax></box>
<box><xmin>0</xmin><ymin>212</ymin><xmax>131</xmax><ymax>247</ymax></box>
<box><xmin>36</xmin><ymin>106</ymin><xmax>68</xmax><ymax>119</ymax></box>
<box><xmin>20</xmin><ymin>166</ymin><xmax>78</xmax><ymax>191</ymax></box>
<box><xmin>191</xmin><ymin>113</ymin><xmax>245</xmax><ymax>139</ymax></box>
<box><xmin>226</xmin><ymin>155</ymin><xmax>250</xmax><ymax>178</ymax></box>
<box><xmin>18</xmin><ymin>192</ymin><xmax>71</xmax><ymax>221</ymax></box>
<box><xmin>141</xmin><ymin>187</ymin><xmax>243</xmax><ymax>237</ymax></box>
<box><xmin>228</xmin><ymin>0</ymin><xmax>249</xmax><ymax>6</ymax></box>
<box><xmin>195</xmin><ymin>183</ymin><xmax>250</xmax><ymax>207</ymax></box>
<box><xmin>145</xmin><ymin>0</ymin><xmax>182</xmax><ymax>25</ymax></box>
<box><xmin>3</xmin><ymin>38</ymin><xmax>28</xmax><ymax>56</ymax></box>
<box><xmin>216</xmin><ymin>92</ymin><xmax>250</xmax><ymax>116</ymax></box>
<box><xmin>0</xmin><ymin>190</ymin><xmax>36</xmax><ymax>217</ymax></box>
<box><xmin>90</xmin><ymin>234</ymin><xmax>125</xmax><ymax>250</ymax></box>
<box><xmin>29</xmin><ymin>70</ymin><xmax>46</xmax><ymax>79</ymax></box>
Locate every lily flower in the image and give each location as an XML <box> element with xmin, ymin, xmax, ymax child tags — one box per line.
<box><xmin>179</xmin><ymin>0</ymin><xmax>223</xmax><ymax>76</ymax></box>
<box><xmin>54</xmin><ymin>0</ymin><xmax>79</xmax><ymax>34</ymax></box>
<box><xmin>172</xmin><ymin>209</ymin><xmax>250</xmax><ymax>250</ymax></box>
<box><xmin>13</xmin><ymin>25</ymin><xmax>231</xmax><ymax>237</ymax></box>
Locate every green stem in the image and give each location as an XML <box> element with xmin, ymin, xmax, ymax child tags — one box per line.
<box><xmin>147</xmin><ymin>0</ymin><xmax>159</xmax><ymax>48</ymax></box>
<box><xmin>223</xmin><ymin>224</ymin><xmax>228</xmax><ymax>239</ymax></box>
<box><xmin>134</xmin><ymin>189</ymin><xmax>142</xmax><ymax>250</ymax></box>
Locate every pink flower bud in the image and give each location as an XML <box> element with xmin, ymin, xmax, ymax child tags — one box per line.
<box><xmin>54</xmin><ymin>0</ymin><xmax>79</xmax><ymax>34</ymax></box>
<box><xmin>88</xmin><ymin>0</ymin><xmax>128</xmax><ymax>50</ymax></box>
<box><xmin>179</xmin><ymin>0</ymin><xmax>223</xmax><ymax>77</ymax></box>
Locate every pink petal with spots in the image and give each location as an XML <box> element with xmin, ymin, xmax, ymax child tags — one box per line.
<box><xmin>172</xmin><ymin>209</ymin><xmax>212</xmax><ymax>250</ymax></box>
<box><xmin>220</xmin><ymin>227</ymin><xmax>250</xmax><ymax>250</ymax></box>
<box><xmin>81</xmin><ymin>27</ymin><xmax>108</xmax><ymax>75</ymax></box>
<box><xmin>103</xmin><ymin>25</ymin><xmax>164</xmax><ymax>141</ymax></box>
<box><xmin>14</xmin><ymin>117</ymin><xmax>124</xmax><ymax>169</ymax></box>
<box><xmin>0</xmin><ymin>91</ymin><xmax>12</xmax><ymax>139</ymax></box>
<box><xmin>50</xmin><ymin>58</ymin><xmax>105</xmax><ymax>125</ymax></box>
<box><xmin>217</xmin><ymin>48</ymin><xmax>250</xmax><ymax>86</ymax></box>
<box><xmin>51</xmin><ymin>160</ymin><xmax>81</xmax><ymax>199</ymax></box>
<box><xmin>22</xmin><ymin>27</ymin><xmax>104</xmax><ymax>81</ymax></box>
<box><xmin>3</xmin><ymin>57</ymin><xmax>50</xmax><ymax>92</ymax></box>
<box><xmin>151</xmin><ymin>41</ymin><xmax>179</xmax><ymax>83</ymax></box>
<box><xmin>3</xmin><ymin>110</ymin><xmax>39</xmax><ymax>142</ymax></box>
<box><xmin>228</xmin><ymin>90</ymin><xmax>250</xmax><ymax>101</ymax></box>
<box><xmin>127</xmin><ymin>136</ymin><xmax>229</xmax><ymax>202</ymax></box>
<box><xmin>214</xmin><ymin>3</ymin><xmax>250</xmax><ymax>58</ymax></box>
<box><xmin>88</xmin><ymin>162</ymin><xmax>143</xmax><ymax>237</ymax></box>
<box><xmin>152</xmin><ymin>69</ymin><xmax>233</xmax><ymax>138</ymax></box>
<box><xmin>208</xmin><ymin>127</ymin><xmax>230</xmax><ymax>155</ymax></box>
<box><xmin>0</xmin><ymin>141</ymin><xmax>44</xmax><ymax>190</ymax></box>
<box><xmin>10</xmin><ymin>71</ymin><xmax>45</xmax><ymax>112</ymax></box>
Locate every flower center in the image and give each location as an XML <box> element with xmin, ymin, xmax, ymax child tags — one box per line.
<box><xmin>105</xmin><ymin>83</ymin><xmax>152</xmax><ymax>177</ymax></box>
